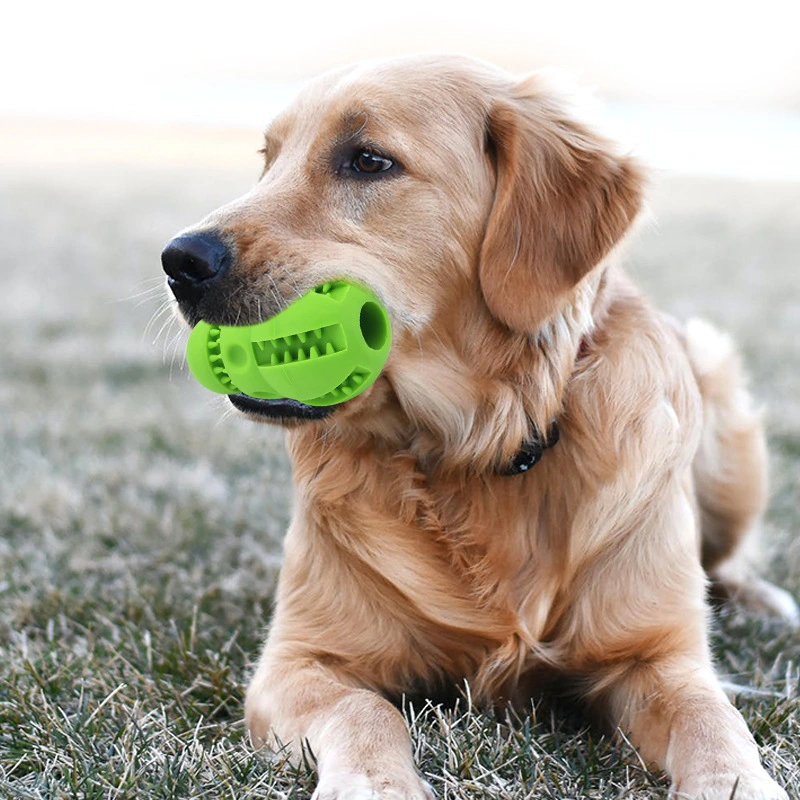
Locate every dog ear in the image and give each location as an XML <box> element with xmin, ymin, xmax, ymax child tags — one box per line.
<box><xmin>479</xmin><ymin>76</ymin><xmax>644</xmax><ymax>332</ymax></box>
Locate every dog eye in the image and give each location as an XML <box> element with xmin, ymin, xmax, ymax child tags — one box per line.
<box><xmin>351</xmin><ymin>150</ymin><xmax>394</xmax><ymax>175</ymax></box>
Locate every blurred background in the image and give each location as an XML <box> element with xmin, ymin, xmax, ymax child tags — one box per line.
<box><xmin>2</xmin><ymin>0</ymin><xmax>799</xmax><ymax>177</ymax></box>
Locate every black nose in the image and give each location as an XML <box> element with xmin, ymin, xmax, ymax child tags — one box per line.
<box><xmin>161</xmin><ymin>232</ymin><xmax>231</xmax><ymax>301</ymax></box>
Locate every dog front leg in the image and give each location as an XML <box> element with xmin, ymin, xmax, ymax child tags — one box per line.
<box><xmin>245</xmin><ymin>651</ymin><xmax>434</xmax><ymax>800</ymax></box>
<box><xmin>602</xmin><ymin>657</ymin><xmax>787</xmax><ymax>800</ymax></box>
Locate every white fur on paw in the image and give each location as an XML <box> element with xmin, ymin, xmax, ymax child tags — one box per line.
<box><xmin>312</xmin><ymin>771</ymin><xmax>435</xmax><ymax>800</ymax></box>
<box><xmin>671</xmin><ymin>771</ymin><xmax>788</xmax><ymax>800</ymax></box>
<box><xmin>736</xmin><ymin>578</ymin><xmax>800</xmax><ymax>626</ymax></box>
<box><xmin>757</xmin><ymin>582</ymin><xmax>800</xmax><ymax>625</ymax></box>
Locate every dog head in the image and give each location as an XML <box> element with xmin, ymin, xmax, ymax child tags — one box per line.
<box><xmin>162</xmin><ymin>55</ymin><xmax>643</xmax><ymax>458</ymax></box>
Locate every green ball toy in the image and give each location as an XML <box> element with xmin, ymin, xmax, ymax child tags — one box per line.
<box><xmin>185</xmin><ymin>281</ymin><xmax>392</xmax><ymax>406</ymax></box>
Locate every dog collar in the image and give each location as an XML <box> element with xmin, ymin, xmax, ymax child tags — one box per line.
<box><xmin>496</xmin><ymin>334</ymin><xmax>591</xmax><ymax>476</ymax></box>
<box><xmin>497</xmin><ymin>419</ymin><xmax>560</xmax><ymax>476</ymax></box>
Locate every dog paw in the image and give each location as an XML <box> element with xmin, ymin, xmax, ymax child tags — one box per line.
<box><xmin>712</xmin><ymin>569</ymin><xmax>800</xmax><ymax>626</ymax></box>
<box><xmin>741</xmin><ymin>579</ymin><xmax>800</xmax><ymax>626</ymax></box>
<box><xmin>312</xmin><ymin>771</ymin><xmax>435</xmax><ymax>800</ymax></box>
<box><xmin>670</xmin><ymin>770</ymin><xmax>788</xmax><ymax>800</ymax></box>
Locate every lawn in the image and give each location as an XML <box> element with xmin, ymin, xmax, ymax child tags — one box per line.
<box><xmin>1</xmin><ymin>127</ymin><xmax>799</xmax><ymax>798</ymax></box>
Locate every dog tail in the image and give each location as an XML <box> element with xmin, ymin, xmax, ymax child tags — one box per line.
<box><xmin>683</xmin><ymin>318</ymin><xmax>768</xmax><ymax>573</ymax></box>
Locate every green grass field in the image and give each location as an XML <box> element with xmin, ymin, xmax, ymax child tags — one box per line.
<box><xmin>1</xmin><ymin>132</ymin><xmax>799</xmax><ymax>798</ymax></box>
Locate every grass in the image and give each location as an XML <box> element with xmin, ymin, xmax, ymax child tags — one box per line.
<box><xmin>1</xmin><ymin>144</ymin><xmax>799</xmax><ymax>798</ymax></box>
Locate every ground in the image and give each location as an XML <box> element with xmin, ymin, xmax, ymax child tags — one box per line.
<box><xmin>1</xmin><ymin>127</ymin><xmax>799</xmax><ymax>798</ymax></box>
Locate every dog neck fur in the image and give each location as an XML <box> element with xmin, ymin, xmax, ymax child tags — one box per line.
<box><xmin>295</xmin><ymin>264</ymin><xmax>606</xmax><ymax>479</ymax></box>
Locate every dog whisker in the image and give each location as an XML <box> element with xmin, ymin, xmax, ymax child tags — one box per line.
<box><xmin>276</xmin><ymin>264</ymin><xmax>303</xmax><ymax>301</ymax></box>
<box><xmin>144</xmin><ymin>298</ymin><xmax>176</xmax><ymax>343</ymax></box>
<box><xmin>118</xmin><ymin>277</ymin><xmax>167</xmax><ymax>305</ymax></box>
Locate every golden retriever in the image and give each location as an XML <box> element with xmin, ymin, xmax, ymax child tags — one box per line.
<box><xmin>161</xmin><ymin>54</ymin><xmax>796</xmax><ymax>799</ymax></box>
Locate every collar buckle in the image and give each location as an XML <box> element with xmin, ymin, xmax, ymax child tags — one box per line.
<box><xmin>496</xmin><ymin>419</ymin><xmax>560</xmax><ymax>477</ymax></box>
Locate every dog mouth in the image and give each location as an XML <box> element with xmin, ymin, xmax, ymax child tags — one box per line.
<box><xmin>227</xmin><ymin>393</ymin><xmax>339</xmax><ymax>421</ymax></box>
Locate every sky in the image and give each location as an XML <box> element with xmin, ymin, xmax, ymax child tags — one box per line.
<box><xmin>5</xmin><ymin>0</ymin><xmax>799</xmax><ymax>119</ymax></box>
<box><xmin>3</xmin><ymin>0</ymin><xmax>799</xmax><ymax>178</ymax></box>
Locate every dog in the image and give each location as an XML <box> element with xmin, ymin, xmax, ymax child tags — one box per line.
<box><xmin>161</xmin><ymin>54</ymin><xmax>796</xmax><ymax>799</ymax></box>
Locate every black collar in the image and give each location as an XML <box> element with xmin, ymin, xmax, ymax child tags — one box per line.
<box><xmin>493</xmin><ymin>335</ymin><xmax>588</xmax><ymax>477</ymax></box>
<box><xmin>496</xmin><ymin>419</ymin><xmax>560</xmax><ymax>476</ymax></box>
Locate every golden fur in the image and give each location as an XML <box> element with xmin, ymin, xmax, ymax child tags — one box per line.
<box><xmin>170</xmin><ymin>55</ymin><xmax>796</xmax><ymax>799</ymax></box>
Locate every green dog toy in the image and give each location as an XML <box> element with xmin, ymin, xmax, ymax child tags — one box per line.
<box><xmin>186</xmin><ymin>281</ymin><xmax>391</xmax><ymax>406</ymax></box>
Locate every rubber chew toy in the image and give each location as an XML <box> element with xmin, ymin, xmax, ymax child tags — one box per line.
<box><xmin>186</xmin><ymin>281</ymin><xmax>391</xmax><ymax>406</ymax></box>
